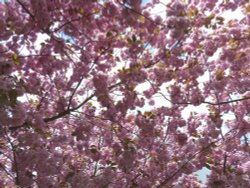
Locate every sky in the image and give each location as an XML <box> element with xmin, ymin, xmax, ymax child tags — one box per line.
<box><xmin>142</xmin><ymin>0</ymin><xmax>151</xmax><ymax>6</ymax></box>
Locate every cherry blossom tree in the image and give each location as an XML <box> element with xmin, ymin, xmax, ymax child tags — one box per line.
<box><xmin>0</xmin><ymin>0</ymin><xmax>250</xmax><ymax>187</ymax></box>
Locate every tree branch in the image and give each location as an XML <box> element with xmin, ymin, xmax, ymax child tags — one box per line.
<box><xmin>0</xmin><ymin>163</ymin><xmax>15</xmax><ymax>180</ymax></box>
<box><xmin>158</xmin><ymin>92</ymin><xmax>250</xmax><ymax>106</ymax></box>
<box><xmin>16</xmin><ymin>0</ymin><xmax>35</xmax><ymax>19</ymax></box>
<box><xmin>67</xmin><ymin>45</ymin><xmax>112</xmax><ymax>110</ymax></box>
<box><xmin>117</xmin><ymin>0</ymin><xmax>166</xmax><ymax>28</ymax></box>
<box><xmin>202</xmin><ymin>96</ymin><xmax>250</xmax><ymax>105</ymax></box>
<box><xmin>44</xmin><ymin>81</ymin><xmax>123</xmax><ymax>123</ymax></box>
<box><xmin>223</xmin><ymin>153</ymin><xmax>227</xmax><ymax>174</ymax></box>
<box><xmin>156</xmin><ymin>128</ymin><xmax>239</xmax><ymax>187</ymax></box>
<box><xmin>5</xmin><ymin>133</ymin><xmax>20</xmax><ymax>186</ymax></box>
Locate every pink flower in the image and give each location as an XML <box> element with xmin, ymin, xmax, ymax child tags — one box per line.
<box><xmin>204</xmin><ymin>41</ymin><xmax>217</xmax><ymax>56</ymax></box>
<box><xmin>31</xmin><ymin>0</ymin><xmax>50</xmax><ymax>29</ymax></box>
<box><xmin>118</xmin><ymin>146</ymin><xmax>136</xmax><ymax>172</ymax></box>
<box><xmin>241</xmin><ymin>161</ymin><xmax>250</xmax><ymax>173</ymax></box>
<box><xmin>176</xmin><ymin>132</ymin><xmax>188</xmax><ymax>145</ymax></box>
<box><xmin>166</xmin><ymin>2</ymin><xmax>186</xmax><ymax>17</ymax></box>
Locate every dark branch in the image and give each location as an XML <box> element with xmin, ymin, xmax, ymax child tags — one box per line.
<box><xmin>53</xmin><ymin>17</ymin><xmax>82</xmax><ymax>33</ymax></box>
<box><xmin>67</xmin><ymin>45</ymin><xmax>112</xmax><ymax>110</ymax></box>
<box><xmin>223</xmin><ymin>153</ymin><xmax>227</xmax><ymax>174</ymax></box>
<box><xmin>0</xmin><ymin>163</ymin><xmax>15</xmax><ymax>179</ymax></box>
<box><xmin>16</xmin><ymin>0</ymin><xmax>35</xmax><ymax>19</ymax></box>
<box><xmin>66</xmin><ymin>76</ymin><xmax>84</xmax><ymax>110</ymax></box>
<box><xmin>44</xmin><ymin>109</ymin><xmax>71</xmax><ymax>123</ymax></box>
<box><xmin>53</xmin><ymin>11</ymin><xmax>99</xmax><ymax>33</ymax></box>
<box><xmin>117</xmin><ymin>0</ymin><xmax>166</xmax><ymax>28</ymax></box>
<box><xmin>158</xmin><ymin>92</ymin><xmax>250</xmax><ymax>106</ymax></box>
<box><xmin>156</xmin><ymin>128</ymin><xmax>239</xmax><ymax>187</ymax></box>
<box><xmin>5</xmin><ymin>133</ymin><xmax>20</xmax><ymax>186</ymax></box>
<box><xmin>202</xmin><ymin>96</ymin><xmax>250</xmax><ymax>105</ymax></box>
<box><xmin>44</xmin><ymin>81</ymin><xmax>123</xmax><ymax>123</ymax></box>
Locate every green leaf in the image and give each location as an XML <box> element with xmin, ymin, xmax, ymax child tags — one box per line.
<box><xmin>228</xmin><ymin>167</ymin><xmax>235</xmax><ymax>173</ymax></box>
<box><xmin>8</xmin><ymin>89</ymin><xmax>18</xmax><ymax>104</ymax></box>
<box><xmin>215</xmin><ymin>70</ymin><xmax>224</xmax><ymax>80</ymax></box>
<box><xmin>43</xmin><ymin>132</ymin><xmax>51</xmax><ymax>138</ymax></box>
<box><xmin>65</xmin><ymin>172</ymin><xmax>75</xmax><ymax>181</ymax></box>
<box><xmin>235</xmin><ymin>52</ymin><xmax>246</xmax><ymax>59</ymax></box>
<box><xmin>130</xmin><ymin>182</ymin><xmax>139</xmax><ymax>187</ymax></box>
<box><xmin>90</xmin><ymin>145</ymin><xmax>97</xmax><ymax>153</ymax></box>
<box><xmin>127</xmin><ymin>37</ymin><xmax>132</xmax><ymax>44</ymax></box>
<box><xmin>205</xmin><ymin>163</ymin><xmax>211</xmax><ymax>170</ymax></box>
<box><xmin>11</xmin><ymin>53</ymin><xmax>20</xmax><ymax>65</ymax></box>
<box><xmin>132</xmin><ymin>34</ymin><xmax>136</xmax><ymax>42</ymax></box>
<box><xmin>6</xmin><ymin>21</ymin><xmax>13</xmax><ymax>28</ymax></box>
<box><xmin>0</xmin><ymin>94</ymin><xmax>8</xmax><ymax>105</ymax></box>
<box><xmin>123</xmin><ymin>137</ymin><xmax>134</xmax><ymax>145</ymax></box>
<box><xmin>106</xmin><ymin>160</ymin><xmax>112</xmax><ymax>165</ymax></box>
<box><xmin>106</xmin><ymin>31</ymin><xmax>112</xmax><ymax>38</ymax></box>
<box><xmin>216</xmin><ymin>16</ymin><xmax>224</xmax><ymax>25</ymax></box>
<box><xmin>231</xmin><ymin>44</ymin><xmax>238</xmax><ymax>50</ymax></box>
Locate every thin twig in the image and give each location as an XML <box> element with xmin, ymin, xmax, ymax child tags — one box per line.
<box><xmin>158</xmin><ymin>91</ymin><xmax>250</xmax><ymax>106</ymax></box>
<box><xmin>156</xmin><ymin>128</ymin><xmax>239</xmax><ymax>187</ymax></box>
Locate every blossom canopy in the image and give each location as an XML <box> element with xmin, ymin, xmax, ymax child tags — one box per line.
<box><xmin>0</xmin><ymin>0</ymin><xmax>250</xmax><ymax>187</ymax></box>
